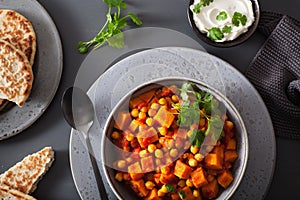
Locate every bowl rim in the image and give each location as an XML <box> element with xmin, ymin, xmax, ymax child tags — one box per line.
<box><xmin>187</xmin><ymin>0</ymin><xmax>260</xmax><ymax>48</ymax></box>
<box><xmin>101</xmin><ymin>76</ymin><xmax>249</xmax><ymax>200</ymax></box>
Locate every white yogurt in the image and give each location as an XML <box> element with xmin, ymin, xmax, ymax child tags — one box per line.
<box><xmin>190</xmin><ymin>0</ymin><xmax>255</xmax><ymax>42</ymax></box>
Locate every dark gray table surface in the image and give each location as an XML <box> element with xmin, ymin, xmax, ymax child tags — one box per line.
<box><xmin>1</xmin><ymin>0</ymin><xmax>300</xmax><ymax>199</ymax></box>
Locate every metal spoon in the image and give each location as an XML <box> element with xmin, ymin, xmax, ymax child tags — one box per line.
<box><xmin>61</xmin><ymin>87</ymin><xmax>108</xmax><ymax>200</ymax></box>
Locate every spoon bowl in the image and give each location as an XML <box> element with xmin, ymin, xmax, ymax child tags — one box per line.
<box><xmin>61</xmin><ymin>86</ymin><xmax>108</xmax><ymax>200</ymax></box>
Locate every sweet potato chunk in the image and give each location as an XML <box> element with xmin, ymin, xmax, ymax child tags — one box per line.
<box><xmin>153</xmin><ymin>106</ymin><xmax>175</xmax><ymax>128</ymax></box>
<box><xmin>128</xmin><ymin>162</ymin><xmax>143</xmax><ymax>180</ymax></box>
<box><xmin>217</xmin><ymin>170</ymin><xmax>233</xmax><ymax>188</ymax></box>
<box><xmin>130</xmin><ymin>179</ymin><xmax>149</xmax><ymax>197</ymax></box>
<box><xmin>191</xmin><ymin>167</ymin><xmax>208</xmax><ymax>188</ymax></box>
<box><xmin>141</xmin><ymin>156</ymin><xmax>155</xmax><ymax>172</ymax></box>
<box><xmin>137</xmin><ymin>127</ymin><xmax>159</xmax><ymax>148</ymax></box>
<box><xmin>226</xmin><ymin>138</ymin><xmax>237</xmax><ymax>150</ymax></box>
<box><xmin>224</xmin><ymin>151</ymin><xmax>238</xmax><ymax>163</ymax></box>
<box><xmin>146</xmin><ymin>188</ymin><xmax>161</xmax><ymax>200</ymax></box>
<box><xmin>130</xmin><ymin>97</ymin><xmax>145</xmax><ymax>109</ymax></box>
<box><xmin>114</xmin><ymin>111</ymin><xmax>131</xmax><ymax>130</ymax></box>
<box><xmin>128</xmin><ymin>119</ymin><xmax>141</xmax><ymax>132</ymax></box>
<box><xmin>139</xmin><ymin>89</ymin><xmax>156</xmax><ymax>102</ymax></box>
<box><xmin>160</xmin><ymin>173</ymin><xmax>178</xmax><ymax>185</ymax></box>
<box><xmin>201</xmin><ymin>179</ymin><xmax>219</xmax><ymax>199</ymax></box>
<box><xmin>204</xmin><ymin>153</ymin><xmax>223</xmax><ymax>170</ymax></box>
<box><xmin>174</xmin><ymin>160</ymin><xmax>193</xmax><ymax>179</ymax></box>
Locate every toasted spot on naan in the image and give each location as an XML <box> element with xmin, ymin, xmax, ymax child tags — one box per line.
<box><xmin>0</xmin><ymin>40</ymin><xmax>33</xmax><ymax>107</ymax></box>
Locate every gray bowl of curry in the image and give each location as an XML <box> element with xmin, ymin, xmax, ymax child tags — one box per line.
<box><xmin>101</xmin><ymin>77</ymin><xmax>248</xmax><ymax>200</ymax></box>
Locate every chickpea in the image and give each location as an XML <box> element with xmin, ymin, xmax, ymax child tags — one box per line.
<box><xmin>148</xmin><ymin>144</ymin><xmax>157</xmax><ymax>153</ymax></box>
<box><xmin>155</xmin><ymin>149</ymin><xmax>163</xmax><ymax>158</ymax></box>
<box><xmin>160</xmin><ymin>185</ymin><xmax>169</xmax><ymax>193</ymax></box>
<box><xmin>186</xmin><ymin>179</ymin><xmax>194</xmax><ymax>187</ymax></box>
<box><xmin>158</xmin><ymin>127</ymin><xmax>167</xmax><ymax>136</ymax></box>
<box><xmin>140</xmin><ymin>106</ymin><xmax>148</xmax><ymax>113</ymax></box>
<box><xmin>117</xmin><ymin>160</ymin><xmax>126</xmax><ymax>169</ymax></box>
<box><xmin>138</xmin><ymin>111</ymin><xmax>147</xmax><ymax>120</ymax></box>
<box><xmin>187</xmin><ymin>130</ymin><xmax>193</xmax><ymax>138</ymax></box>
<box><xmin>175</xmin><ymin>139</ymin><xmax>183</xmax><ymax>149</ymax></box>
<box><xmin>158</xmin><ymin>98</ymin><xmax>167</xmax><ymax>105</ymax></box>
<box><xmin>161</xmin><ymin>166</ymin><xmax>170</xmax><ymax>174</ymax></box>
<box><xmin>148</xmin><ymin>108</ymin><xmax>157</xmax><ymax>117</ymax></box>
<box><xmin>146</xmin><ymin>118</ymin><xmax>153</xmax><ymax>126</ymax></box>
<box><xmin>125</xmin><ymin>133</ymin><xmax>134</xmax><ymax>142</ymax></box>
<box><xmin>131</xmin><ymin>108</ymin><xmax>139</xmax><ymax>118</ymax></box>
<box><xmin>194</xmin><ymin>153</ymin><xmax>204</xmax><ymax>162</ymax></box>
<box><xmin>145</xmin><ymin>181</ymin><xmax>155</xmax><ymax>190</ymax></box>
<box><xmin>115</xmin><ymin>172</ymin><xmax>123</xmax><ymax>182</ymax></box>
<box><xmin>170</xmin><ymin>149</ymin><xmax>178</xmax><ymax>158</ymax></box>
<box><xmin>177</xmin><ymin>180</ymin><xmax>186</xmax><ymax>187</ymax></box>
<box><xmin>111</xmin><ymin>131</ymin><xmax>120</xmax><ymax>139</ymax></box>
<box><xmin>171</xmin><ymin>95</ymin><xmax>179</xmax><ymax>103</ymax></box>
<box><xmin>190</xmin><ymin>146</ymin><xmax>199</xmax><ymax>154</ymax></box>
<box><xmin>158</xmin><ymin>189</ymin><xmax>166</xmax><ymax>197</ymax></box>
<box><xmin>150</xmin><ymin>103</ymin><xmax>160</xmax><ymax>110</ymax></box>
<box><xmin>139</xmin><ymin>150</ymin><xmax>148</xmax><ymax>158</ymax></box>
<box><xmin>166</xmin><ymin>139</ymin><xmax>174</xmax><ymax>149</ymax></box>
<box><xmin>193</xmin><ymin>190</ymin><xmax>200</xmax><ymax>197</ymax></box>
<box><xmin>188</xmin><ymin>158</ymin><xmax>198</xmax><ymax>167</ymax></box>
<box><xmin>155</xmin><ymin>158</ymin><xmax>162</xmax><ymax>166</ymax></box>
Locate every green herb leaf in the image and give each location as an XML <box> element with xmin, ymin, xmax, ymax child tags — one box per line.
<box><xmin>216</xmin><ymin>11</ymin><xmax>228</xmax><ymax>21</ymax></box>
<box><xmin>208</xmin><ymin>27</ymin><xmax>224</xmax><ymax>41</ymax></box>
<box><xmin>190</xmin><ymin>130</ymin><xmax>205</xmax><ymax>148</ymax></box>
<box><xmin>77</xmin><ymin>0</ymin><xmax>142</xmax><ymax>54</ymax></box>
<box><xmin>178</xmin><ymin>191</ymin><xmax>186</xmax><ymax>199</ymax></box>
<box><xmin>177</xmin><ymin>102</ymin><xmax>200</xmax><ymax>127</ymax></box>
<box><xmin>222</xmin><ymin>25</ymin><xmax>232</xmax><ymax>34</ymax></box>
<box><xmin>232</xmin><ymin>12</ymin><xmax>247</xmax><ymax>27</ymax></box>
<box><xmin>128</xmin><ymin>12</ymin><xmax>143</xmax><ymax>26</ymax></box>
<box><xmin>165</xmin><ymin>184</ymin><xmax>175</xmax><ymax>193</ymax></box>
<box><xmin>192</xmin><ymin>0</ymin><xmax>214</xmax><ymax>14</ymax></box>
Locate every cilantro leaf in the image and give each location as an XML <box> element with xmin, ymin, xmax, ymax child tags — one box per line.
<box><xmin>178</xmin><ymin>191</ymin><xmax>186</xmax><ymax>199</ymax></box>
<box><xmin>190</xmin><ymin>130</ymin><xmax>205</xmax><ymax>148</ymax></box>
<box><xmin>128</xmin><ymin>12</ymin><xmax>143</xmax><ymax>26</ymax></box>
<box><xmin>208</xmin><ymin>27</ymin><xmax>224</xmax><ymax>41</ymax></box>
<box><xmin>165</xmin><ymin>184</ymin><xmax>175</xmax><ymax>193</ymax></box>
<box><xmin>216</xmin><ymin>11</ymin><xmax>228</xmax><ymax>21</ymax></box>
<box><xmin>232</xmin><ymin>12</ymin><xmax>247</xmax><ymax>27</ymax></box>
<box><xmin>222</xmin><ymin>25</ymin><xmax>232</xmax><ymax>34</ymax></box>
<box><xmin>77</xmin><ymin>0</ymin><xmax>142</xmax><ymax>53</ymax></box>
<box><xmin>192</xmin><ymin>0</ymin><xmax>214</xmax><ymax>14</ymax></box>
<box><xmin>177</xmin><ymin>102</ymin><xmax>200</xmax><ymax>127</ymax></box>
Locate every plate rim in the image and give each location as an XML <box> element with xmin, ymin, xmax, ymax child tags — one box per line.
<box><xmin>69</xmin><ymin>46</ymin><xmax>276</xmax><ymax>200</ymax></box>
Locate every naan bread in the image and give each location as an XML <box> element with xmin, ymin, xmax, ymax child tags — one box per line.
<box><xmin>0</xmin><ymin>184</ymin><xmax>36</xmax><ymax>200</ymax></box>
<box><xmin>0</xmin><ymin>40</ymin><xmax>33</xmax><ymax>107</ymax></box>
<box><xmin>0</xmin><ymin>9</ymin><xmax>36</xmax><ymax>66</ymax></box>
<box><xmin>0</xmin><ymin>147</ymin><xmax>55</xmax><ymax>194</ymax></box>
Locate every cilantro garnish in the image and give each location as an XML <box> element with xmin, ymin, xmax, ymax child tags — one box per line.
<box><xmin>173</xmin><ymin>82</ymin><xmax>225</xmax><ymax>148</ymax></box>
<box><xmin>222</xmin><ymin>25</ymin><xmax>232</xmax><ymax>34</ymax></box>
<box><xmin>208</xmin><ymin>27</ymin><xmax>224</xmax><ymax>41</ymax></box>
<box><xmin>190</xmin><ymin>130</ymin><xmax>206</xmax><ymax>148</ymax></box>
<box><xmin>77</xmin><ymin>0</ymin><xmax>142</xmax><ymax>54</ymax></box>
<box><xmin>165</xmin><ymin>184</ymin><xmax>175</xmax><ymax>193</ymax></box>
<box><xmin>178</xmin><ymin>191</ymin><xmax>186</xmax><ymax>199</ymax></box>
<box><xmin>216</xmin><ymin>11</ymin><xmax>228</xmax><ymax>21</ymax></box>
<box><xmin>192</xmin><ymin>0</ymin><xmax>214</xmax><ymax>14</ymax></box>
<box><xmin>232</xmin><ymin>12</ymin><xmax>247</xmax><ymax>27</ymax></box>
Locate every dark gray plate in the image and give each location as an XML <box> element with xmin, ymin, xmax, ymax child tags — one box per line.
<box><xmin>70</xmin><ymin>47</ymin><xmax>275</xmax><ymax>200</ymax></box>
<box><xmin>0</xmin><ymin>0</ymin><xmax>63</xmax><ymax>140</ymax></box>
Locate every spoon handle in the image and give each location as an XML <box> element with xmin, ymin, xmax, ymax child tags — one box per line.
<box><xmin>85</xmin><ymin>136</ymin><xmax>108</xmax><ymax>200</ymax></box>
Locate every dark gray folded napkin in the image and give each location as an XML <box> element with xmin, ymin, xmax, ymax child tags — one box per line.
<box><xmin>246</xmin><ymin>11</ymin><xmax>300</xmax><ymax>139</ymax></box>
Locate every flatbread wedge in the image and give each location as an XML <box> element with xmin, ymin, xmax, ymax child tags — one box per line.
<box><xmin>0</xmin><ymin>9</ymin><xmax>36</xmax><ymax>66</ymax></box>
<box><xmin>0</xmin><ymin>39</ymin><xmax>33</xmax><ymax>107</ymax></box>
<box><xmin>0</xmin><ymin>184</ymin><xmax>36</xmax><ymax>200</ymax></box>
<box><xmin>0</xmin><ymin>147</ymin><xmax>55</xmax><ymax>194</ymax></box>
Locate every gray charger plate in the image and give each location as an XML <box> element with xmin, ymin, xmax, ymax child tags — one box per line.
<box><xmin>0</xmin><ymin>0</ymin><xmax>63</xmax><ymax>140</ymax></box>
<box><xmin>69</xmin><ymin>47</ymin><xmax>275</xmax><ymax>199</ymax></box>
